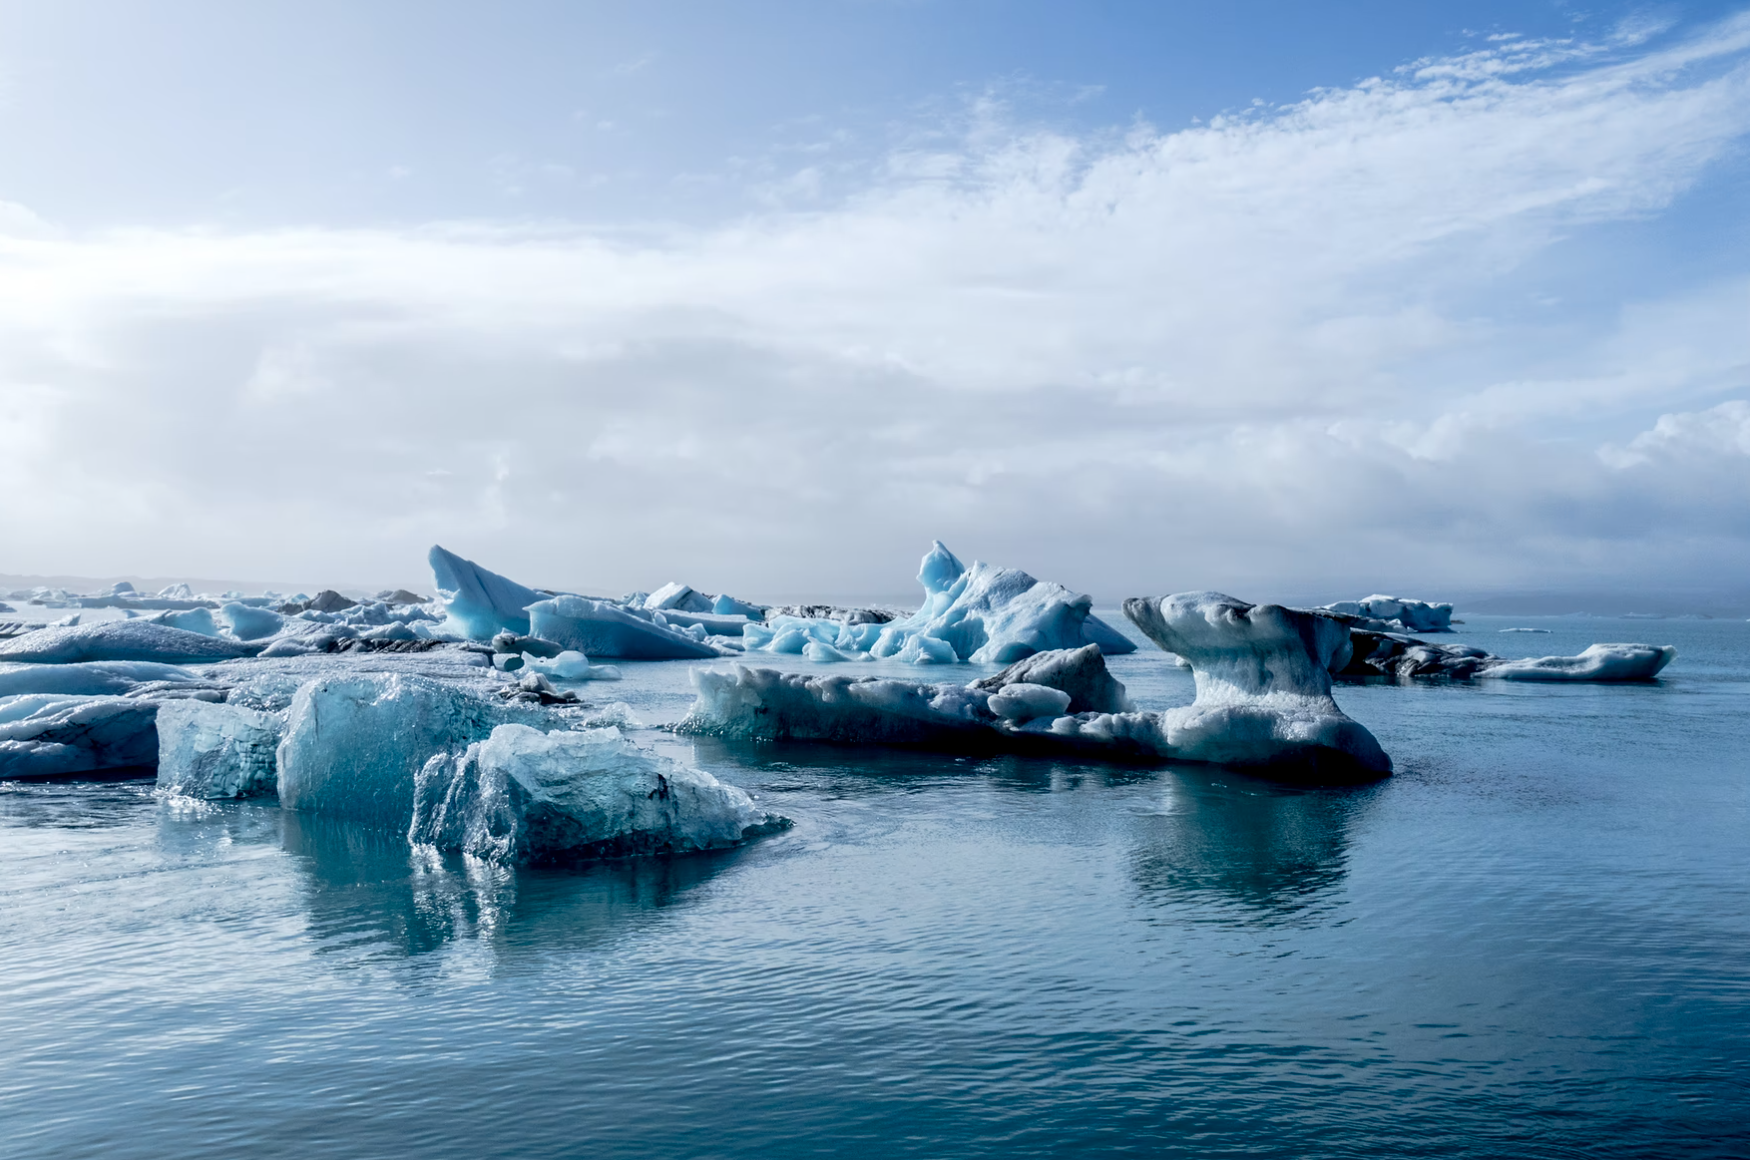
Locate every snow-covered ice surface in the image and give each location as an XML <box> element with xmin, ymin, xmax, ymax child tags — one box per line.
<box><xmin>0</xmin><ymin>660</ymin><xmax>202</xmax><ymax>698</ymax></box>
<box><xmin>410</xmin><ymin>723</ymin><xmax>784</xmax><ymax>862</ymax></box>
<box><xmin>1480</xmin><ymin>643</ymin><xmax>1677</xmax><ymax>681</ymax></box>
<box><xmin>0</xmin><ymin>620</ymin><xmax>258</xmax><ymax>664</ymax></box>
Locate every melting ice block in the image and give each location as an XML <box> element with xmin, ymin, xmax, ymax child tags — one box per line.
<box><xmin>1480</xmin><ymin>644</ymin><xmax>1675</xmax><ymax>681</ymax></box>
<box><xmin>0</xmin><ymin>694</ymin><xmax>161</xmax><ymax>778</ymax></box>
<box><xmin>277</xmin><ymin>673</ymin><xmax>535</xmax><ymax>832</ymax></box>
<box><xmin>156</xmin><ymin>700</ymin><xmax>283</xmax><ymax>798</ymax></box>
<box><xmin>0</xmin><ymin>620</ymin><xmax>257</xmax><ymax>664</ymax></box>
<box><xmin>410</xmin><ymin>723</ymin><xmax>784</xmax><ymax>862</ymax></box>
<box><xmin>1123</xmin><ymin>592</ymin><xmax>1388</xmax><ymax>773</ymax></box>
<box><xmin>684</xmin><ymin>600</ymin><xmax>1391</xmax><ymax>778</ymax></box>
<box><xmin>528</xmin><ymin>595</ymin><xmax>720</xmax><ymax>660</ymax></box>
<box><xmin>429</xmin><ymin>544</ymin><xmax>547</xmax><ymax>640</ymax></box>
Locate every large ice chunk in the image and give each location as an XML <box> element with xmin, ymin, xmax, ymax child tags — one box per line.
<box><xmin>0</xmin><ymin>694</ymin><xmax>161</xmax><ymax>778</ymax></box>
<box><xmin>221</xmin><ymin>602</ymin><xmax>286</xmax><ymax>641</ymax></box>
<box><xmin>155</xmin><ymin>700</ymin><xmax>283</xmax><ymax>798</ymax></box>
<box><xmin>0</xmin><ymin>660</ymin><xmax>198</xmax><ymax>697</ymax></box>
<box><xmin>683</xmin><ymin>666</ymin><xmax>999</xmax><ymax>747</ymax></box>
<box><xmin>1123</xmin><ymin>593</ymin><xmax>1389</xmax><ymax>774</ymax></box>
<box><xmin>428</xmin><ymin>544</ymin><xmax>547</xmax><ymax>640</ymax></box>
<box><xmin>1480</xmin><ymin>644</ymin><xmax>1676</xmax><ymax>681</ymax></box>
<box><xmin>410</xmin><ymin>723</ymin><xmax>784</xmax><ymax>862</ymax></box>
<box><xmin>146</xmin><ymin>607</ymin><xmax>220</xmax><ymax>636</ymax></box>
<box><xmin>277</xmin><ymin>673</ymin><xmax>533</xmax><ymax>832</ymax></box>
<box><xmin>967</xmin><ymin>644</ymin><xmax>1133</xmax><ymax>714</ymax></box>
<box><xmin>0</xmin><ymin>620</ymin><xmax>256</xmax><ymax>664</ymax></box>
<box><xmin>528</xmin><ymin>595</ymin><xmax>721</xmax><ymax>660</ymax></box>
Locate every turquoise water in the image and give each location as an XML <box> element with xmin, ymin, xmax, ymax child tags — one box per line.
<box><xmin>2</xmin><ymin>615</ymin><xmax>1746</xmax><ymax>1157</ymax></box>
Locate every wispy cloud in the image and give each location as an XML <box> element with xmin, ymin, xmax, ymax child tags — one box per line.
<box><xmin>1</xmin><ymin>15</ymin><xmax>1749</xmax><ymax>596</ymax></box>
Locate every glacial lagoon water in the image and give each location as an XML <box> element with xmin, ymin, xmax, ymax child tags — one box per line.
<box><xmin>1</xmin><ymin>614</ymin><xmax>1746</xmax><ymax>1158</ymax></box>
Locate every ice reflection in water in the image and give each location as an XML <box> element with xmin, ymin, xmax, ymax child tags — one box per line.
<box><xmin>1129</xmin><ymin>769</ymin><xmax>1379</xmax><ymax>923</ymax></box>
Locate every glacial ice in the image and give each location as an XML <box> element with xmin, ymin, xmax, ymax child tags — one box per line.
<box><xmin>409</xmin><ymin>723</ymin><xmax>783</xmax><ymax>862</ymax></box>
<box><xmin>0</xmin><ymin>620</ymin><xmax>257</xmax><ymax>664</ymax></box>
<box><xmin>429</xmin><ymin>544</ymin><xmax>547</xmax><ymax>640</ymax></box>
<box><xmin>1320</xmin><ymin>596</ymin><xmax>1455</xmax><ymax>634</ymax></box>
<box><xmin>1479</xmin><ymin>644</ymin><xmax>1676</xmax><ymax>682</ymax></box>
<box><xmin>0</xmin><ymin>660</ymin><xmax>199</xmax><ymax>698</ymax></box>
<box><xmin>519</xmin><ymin>650</ymin><xmax>622</xmax><ymax>682</ymax></box>
<box><xmin>147</xmin><ymin>607</ymin><xmax>220</xmax><ymax>636</ymax></box>
<box><xmin>644</xmin><ymin>582</ymin><xmax>714</xmax><ymax>613</ymax></box>
<box><xmin>1122</xmin><ymin>593</ymin><xmax>1390</xmax><ymax>774</ymax></box>
<box><xmin>0</xmin><ymin>694</ymin><xmax>161</xmax><ymax>778</ymax></box>
<box><xmin>221</xmin><ymin>601</ymin><xmax>286</xmax><ymax>641</ymax></box>
<box><xmin>683</xmin><ymin>601</ymin><xmax>1391</xmax><ymax>778</ymax></box>
<box><xmin>155</xmin><ymin>700</ymin><xmax>283</xmax><ymax>798</ymax></box>
<box><xmin>528</xmin><ymin>595</ymin><xmax>721</xmax><ymax>660</ymax></box>
<box><xmin>737</xmin><ymin>541</ymin><xmax>1136</xmax><ymax>666</ymax></box>
<box><xmin>277</xmin><ymin>672</ymin><xmax>539</xmax><ymax>833</ymax></box>
<box><xmin>713</xmin><ymin>593</ymin><xmax>768</xmax><ymax>618</ymax></box>
<box><xmin>1333</xmin><ymin>627</ymin><xmax>1675</xmax><ymax>682</ymax></box>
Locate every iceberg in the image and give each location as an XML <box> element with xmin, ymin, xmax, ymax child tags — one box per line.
<box><xmin>644</xmin><ymin>582</ymin><xmax>714</xmax><ymax>613</ymax></box>
<box><xmin>870</xmin><ymin>542</ymin><xmax>1137</xmax><ymax>664</ymax></box>
<box><xmin>147</xmin><ymin>607</ymin><xmax>220</xmax><ymax>636</ymax></box>
<box><xmin>410</xmin><ymin>723</ymin><xmax>784</xmax><ymax>862</ymax></box>
<box><xmin>519</xmin><ymin>650</ymin><xmax>622</xmax><ymax>682</ymax></box>
<box><xmin>0</xmin><ymin>620</ymin><xmax>257</xmax><ymax>664</ymax></box>
<box><xmin>221</xmin><ymin>602</ymin><xmax>286</xmax><ymax>641</ymax></box>
<box><xmin>682</xmin><ymin>607</ymin><xmax>1390</xmax><ymax>779</ymax></box>
<box><xmin>277</xmin><ymin>672</ymin><xmax>538</xmax><ymax>833</ymax></box>
<box><xmin>1320</xmin><ymin>596</ymin><xmax>1454</xmax><ymax>633</ymax></box>
<box><xmin>155</xmin><ymin>700</ymin><xmax>283</xmax><ymax>798</ymax></box>
<box><xmin>1333</xmin><ymin>626</ymin><xmax>1674</xmax><ymax>683</ymax></box>
<box><xmin>429</xmin><ymin>544</ymin><xmax>547</xmax><ymax>640</ymax></box>
<box><xmin>528</xmin><ymin>595</ymin><xmax>721</xmax><ymax>660</ymax></box>
<box><xmin>1479</xmin><ymin>644</ymin><xmax>1676</xmax><ymax>682</ymax></box>
<box><xmin>738</xmin><ymin>541</ymin><xmax>1136</xmax><ymax>666</ymax></box>
<box><xmin>0</xmin><ymin>694</ymin><xmax>161</xmax><ymax>778</ymax></box>
<box><xmin>1122</xmin><ymin>593</ymin><xmax>1389</xmax><ymax>774</ymax></box>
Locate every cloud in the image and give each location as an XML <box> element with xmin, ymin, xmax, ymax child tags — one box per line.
<box><xmin>1</xmin><ymin>14</ymin><xmax>1749</xmax><ymax>597</ymax></box>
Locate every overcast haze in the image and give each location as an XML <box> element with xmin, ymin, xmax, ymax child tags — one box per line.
<box><xmin>2</xmin><ymin>1</ymin><xmax>1749</xmax><ymax>604</ymax></box>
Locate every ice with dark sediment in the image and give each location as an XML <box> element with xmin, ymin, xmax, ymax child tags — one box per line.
<box><xmin>684</xmin><ymin>592</ymin><xmax>1392</xmax><ymax>778</ymax></box>
<box><xmin>1333</xmin><ymin>626</ymin><xmax>1675</xmax><ymax>682</ymax></box>
<box><xmin>0</xmin><ymin>694</ymin><xmax>164</xmax><ymax>778</ymax></box>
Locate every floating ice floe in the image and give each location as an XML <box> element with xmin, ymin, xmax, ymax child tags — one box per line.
<box><xmin>155</xmin><ymin>700</ymin><xmax>283</xmax><ymax>798</ymax></box>
<box><xmin>516</xmin><ymin>650</ymin><xmax>622</xmax><ymax>682</ymax></box>
<box><xmin>739</xmin><ymin>541</ymin><xmax>1136</xmax><ymax>666</ymax></box>
<box><xmin>411</xmin><ymin>723</ymin><xmax>785</xmax><ymax>862</ymax></box>
<box><xmin>684</xmin><ymin>593</ymin><xmax>1391</xmax><ymax>779</ymax></box>
<box><xmin>0</xmin><ymin>694</ymin><xmax>163</xmax><ymax>778</ymax></box>
<box><xmin>1479</xmin><ymin>644</ymin><xmax>1676</xmax><ymax>682</ymax></box>
<box><xmin>1333</xmin><ymin>627</ymin><xmax>1675</xmax><ymax>682</ymax></box>
<box><xmin>1319</xmin><ymin>596</ymin><xmax>1455</xmax><ymax>634</ymax></box>
<box><xmin>0</xmin><ymin>620</ymin><xmax>258</xmax><ymax>664</ymax></box>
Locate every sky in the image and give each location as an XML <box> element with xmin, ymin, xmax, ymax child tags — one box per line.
<box><xmin>1</xmin><ymin>0</ymin><xmax>1748</xmax><ymax>604</ymax></box>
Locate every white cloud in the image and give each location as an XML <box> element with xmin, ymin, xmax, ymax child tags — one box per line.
<box><xmin>1</xmin><ymin>15</ymin><xmax>1749</xmax><ymax>597</ymax></box>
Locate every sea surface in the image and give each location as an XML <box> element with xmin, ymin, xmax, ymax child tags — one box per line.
<box><xmin>2</xmin><ymin>614</ymin><xmax>1746</xmax><ymax>1158</ymax></box>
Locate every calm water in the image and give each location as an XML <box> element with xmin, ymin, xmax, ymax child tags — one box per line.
<box><xmin>2</xmin><ymin>614</ymin><xmax>1746</xmax><ymax>1158</ymax></box>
